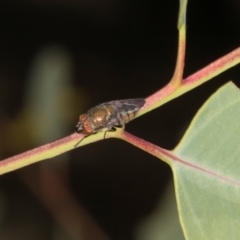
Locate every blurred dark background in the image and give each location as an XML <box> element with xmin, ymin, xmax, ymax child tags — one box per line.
<box><xmin>0</xmin><ymin>0</ymin><xmax>239</xmax><ymax>239</ymax></box>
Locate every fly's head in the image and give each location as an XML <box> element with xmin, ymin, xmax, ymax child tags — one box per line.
<box><xmin>75</xmin><ymin>114</ymin><xmax>93</xmax><ymax>135</ymax></box>
<box><xmin>75</xmin><ymin>120</ymin><xmax>83</xmax><ymax>133</ymax></box>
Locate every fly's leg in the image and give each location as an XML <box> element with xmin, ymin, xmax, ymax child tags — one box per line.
<box><xmin>74</xmin><ymin>136</ymin><xmax>86</xmax><ymax>148</ymax></box>
<box><xmin>104</xmin><ymin>124</ymin><xmax>124</xmax><ymax>139</ymax></box>
<box><xmin>75</xmin><ymin>124</ymin><xmax>124</xmax><ymax>147</ymax></box>
<box><xmin>74</xmin><ymin>133</ymin><xmax>95</xmax><ymax>148</ymax></box>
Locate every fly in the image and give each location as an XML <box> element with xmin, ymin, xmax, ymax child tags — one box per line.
<box><xmin>75</xmin><ymin>98</ymin><xmax>145</xmax><ymax>147</ymax></box>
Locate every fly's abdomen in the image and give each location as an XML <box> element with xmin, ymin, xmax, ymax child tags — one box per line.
<box><xmin>116</xmin><ymin>109</ymin><xmax>135</xmax><ymax>124</ymax></box>
<box><xmin>110</xmin><ymin>99</ymin><xmax>145</xmax><ymax>125</ymax></box>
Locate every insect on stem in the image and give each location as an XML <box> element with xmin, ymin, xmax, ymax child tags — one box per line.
<box><xmin>74</xmin><ymin>98</ymin><xmax>146</xmax><ymax>147</ymax></box>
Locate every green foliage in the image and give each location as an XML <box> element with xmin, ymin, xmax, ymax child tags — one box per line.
<box><xmin>172</xmin><ymin>83</ymin><xmax>240</xmax><ymax>239</ymax></box>
<box><xmin>1</xmin><ymin>0</ymin><xmax>240</xmax><ymax>239</ymax></box>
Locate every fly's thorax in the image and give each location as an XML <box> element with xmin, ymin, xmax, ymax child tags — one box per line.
<box><xmin>79</xmin><ymin>114</ymin><xmax>94</xmax><ymax>135</ymax></box>
<box><xmin>87</xmin><ymin>105</ymin><xmax>114</xmax><ymax>129</ymax></box>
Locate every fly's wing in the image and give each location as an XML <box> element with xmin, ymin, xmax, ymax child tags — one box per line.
<box><xmin>112</xmin><ymin>98</ymin><xmax>145</xmax><ymax>113</ymax></box>
<box><xmin>104</xmin><ymin>98</ymin><xmax>146</xmax><ymax>128</ymax></box>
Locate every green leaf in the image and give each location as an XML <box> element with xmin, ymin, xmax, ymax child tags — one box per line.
<box><xmin>167</xmin><ymin>82</ymin><xmax>240</xmax><ymax>239</ymax></box>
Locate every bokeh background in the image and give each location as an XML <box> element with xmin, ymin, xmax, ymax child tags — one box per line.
<box><xmin>0</xmin><ymin>0</ymin><xmax>239</xmax><ymax>239</ymax></box>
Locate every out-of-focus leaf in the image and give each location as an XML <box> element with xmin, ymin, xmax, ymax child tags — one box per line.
<box><xmin>135</xmin><ymin>180</ymin><xmax>184</xmax><ymax>240</ymax></box>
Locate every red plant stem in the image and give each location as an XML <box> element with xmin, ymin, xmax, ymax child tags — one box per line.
<box><xmin>171</xmin><ymin>29</ymin><xmax>186</xmax><ymax>87</ymax></box>
<box><xmin>120</xmin><ymin>131</ymin><xmax>171</xmax><ymax>166</ymax></box>
<box><xmin>141</xmin><ymin>47</ymin><xmax>240</xmax><ymax>116</ymax></box>
<box><xmin>1</xmin><ymin>47</ymin><xmax>240</xmax><ymax>175</ymax></box>
<box><xmin>145</xmin><ymin>83</ymin><xmax>176</xmax><ymax>109</ymax></box>
<box><xmin>184</xmin><ymin>47</ymin><xmax>240</xmax><ymax>86</ymax></box>
<box><xmin>0</xmin><ymin>133</ymin><xmax>80</xmax><ymax>175</ymax></box>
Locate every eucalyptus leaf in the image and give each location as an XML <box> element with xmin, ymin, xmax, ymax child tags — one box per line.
<box><xmin>168</xmin><ymin>82</ymin><xmax>240</xmax><ymax>239</ymax></box>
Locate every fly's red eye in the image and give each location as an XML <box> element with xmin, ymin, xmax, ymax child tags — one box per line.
<box><xmin>82</xmin><ymin>119</ymin><xmax>93</xmax><ymax>134</ymax></box>
<box><xmin>79</xmin><ymin>114</ymin><xmax>87</xmax><ymax>122</ymax></box>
